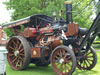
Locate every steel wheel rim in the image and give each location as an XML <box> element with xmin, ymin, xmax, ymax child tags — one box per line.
<box><xmin>51</xmin><ymin>48</ymin><xmax>73</xmax><ymax>75</ymax></box>
<box><xmin>7</xmin><ymin>37</ymin><xmax>25</xmax><ymax>70</ymax></box>
<box><xmin>77</xmin><ymin>49</ymin><xmax>95</xmax><ymax>70</ymax></box>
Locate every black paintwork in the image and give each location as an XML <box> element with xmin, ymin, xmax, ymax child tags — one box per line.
<box><xmin>78</xmin><ymin>12</ymin><xmax>100</xmax><ymax>55</ymax></box>
<box><xmin>65</xmin><ymin>3</ymin><xmax>72</xmax><ymax>23</ymax></box>
<box><xmin>2</xmin><ymin>14</ymin><xmax>53</xmax><ymax>29</ymax></box>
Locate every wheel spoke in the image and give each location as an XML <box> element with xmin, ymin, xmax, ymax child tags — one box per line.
<box><xmin>20</xmin><ymin>54</ymin><xmax>24</xmax><ymax>56</ymax></box>
<box><xmin>19</xmin><ymin>61</ymin><xmax>23</xmax><ymax>67</ymax></box>
<box><xmin>16</xmin><ymin>59</ymin><xmax>19</xmax><ymax>67</ymax></box>
<box><xmin>12</xmin><ymin>40</ymin><xmax>17</xmax><ymax>47</ymax></box>
<box><xmin>18</xmin><ymin>43</ymin><xmax>22</xmax><ymax>50</ymax></box>
<box><xmin>86</xmin><ymin>59</ymin><xmax>91</xmax><ymax>65</ymax></box>
<box><xmin>59</xmin><ymin>64</ymin><xmax>63</xmax><ymax>72</ymax></box>
<box><xmin>9</xmin><ymin>54</ymin><xmax>14</xmax><ymax>56</ymax></box>
<box><xmin>57</xmin><ymin>51</ymin><xmax>62</xmax><ymax>57</ymax></box>
<box><xmin>9</xmin><ymin>46</ymin><xmax>16</xmax><ymax>50</ymax></box>
<box><xmin>87</xmin><ymin>59</ymin><xmax>93</xmax><ymax>61</ymax></box>
<box><xmin>87</xmin><ymin>56</ymin><xmax>93</xmax><ymax>58</ymax></box>
<box><xmin>81</xmin><ymin>60</ymin><xmax>84</xmax><ymax>67</ymax></box>
<box><xmin>84</xmin><ymin>60</ymin><xmax>88</xmax><ymax>68</ymax></box>
<box><xmin>64</xmin><ymin>53</ymin><xmax>68</xmax><ymax>60</ymax></box>
<box><xmin>16</xmin><ymin>39</ymin><xmax>20</xmax><ymax>47</ymax></box>
<box><xmin>62</xmin><ymin>50</ymin><xmax>65</xmax><ymax>55</ymax></box>
<box><xmin>59</xmin><ymin>50</ymin><xmax>63</xmax><ymax>57</ymax></box>
<box><xmin>87</xmin><ymin>52</ymin><xmax>92</xmax><ymax>55</ymax></box>
<box><xmin>19</xmin><ymin>56</ymin><xmax>24</xmax><ymax>61</ymax></box>
<box><xmin>19</xmin><ymin>49</ymin><xmax>24</xmax><ymax>53</ymax></box>
<box><xmin>65</xmin><ymin>59</ymin><xmax>72</xmax><ymax>64</ymax></box>
<box><xmin>65</xmin><ymin>64</ymin><xmax>68</xmax><ymax>72</ymax></box>
<box><xmin>12</xmin><ymin>57</ymin><xmax>18</xmax><ymax>63</ymax></box>
<box><xmin>55</xmin><ymin>56</ymin><xmax>58</xmax><ymax>58</ymax></box>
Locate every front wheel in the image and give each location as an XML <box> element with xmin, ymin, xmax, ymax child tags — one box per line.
<box><xmin>77</xmin><ymin>47</ymin><xmax>97</xmax><ymax>70</ymax></box>
<box><xmin>51</xmin><ymin>46</ymin><xmax>76</xmax><ymax>75</ymax></box>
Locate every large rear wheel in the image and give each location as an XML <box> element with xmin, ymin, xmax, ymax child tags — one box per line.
<box><xmin>7</xmin><ymin>36</ymin><xmax>31</xmax><ymax>70</ymax></box>
<box><xmin>51</xmin><ymin>46</ymin><xmax>76</xmax><ymax>75</ymax></box>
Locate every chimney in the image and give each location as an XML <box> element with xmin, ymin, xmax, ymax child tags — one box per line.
<box><xmin>64</xmin><ymin>1</ymin><xmax>72</xmax><ymax>24</ymax></box>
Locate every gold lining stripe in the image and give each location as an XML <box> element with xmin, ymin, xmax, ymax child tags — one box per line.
<box><xmin>2</xmin><ymin>19</ymin><xmax>30</xmax><ymax>29</ymax></box>
<box><xmin>64</xmin><ymin>1</ymin><xmax>72</xmax><ymax>4</ymax></box>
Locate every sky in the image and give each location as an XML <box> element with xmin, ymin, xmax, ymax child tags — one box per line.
<box><xmin>0</xmin><ymin>0</ymin><xmax>11</xmax><ymax>24</ymax></box>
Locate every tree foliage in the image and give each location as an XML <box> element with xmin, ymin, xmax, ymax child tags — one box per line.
<box><xmin>3</xmin><ymin>0</ymin><xmax>98</xmax><ymax>36</ymax></box>
<box><xmin>4</xmin><ymin>0</ymin><xmax>97</xmax><ymax>28</ymax></box>
<box><xmin>96</xmin><ymin>0</ymin><xmax>100</xmax><ymax>14</ymax></box>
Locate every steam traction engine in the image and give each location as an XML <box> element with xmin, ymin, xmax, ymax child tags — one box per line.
<box><xmin>1</xmin><ymin>1</ymin><xmax>100</xmax><ymax>75</ymax></box>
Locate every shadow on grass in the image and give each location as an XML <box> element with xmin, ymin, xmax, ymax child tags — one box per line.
<box><xmin>7</xmin><ymin>63</ymin><xmax>98</xmax><ymax>75</ymax></box>
<box><xmin>7</xmin><ymin>64</ymin><xmax>56</xmax><ymax>75</ymax></box>
<box><xmin>26</xmin><ymin>64</ymin><xmax>55</xmax><ymax>73</ymax></box>
<box><xmin>73</xmin><ymin>68</ymin><xmax>98</xmax><ymax>75</ymax></box>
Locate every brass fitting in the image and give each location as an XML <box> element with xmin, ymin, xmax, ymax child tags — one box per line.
<box><xmin>59</xmin><ymin>10</ymin><xmax>63</xmax><ymax>17</ymax></box>
<box><xmin>60</xmin><ymin>40</ymin><xmax>63</xmax><ymax>45</ymax></box>
<box><xmin>64</xmin><ymin>1</ymin><xmax>72</xmax><ymax>4</ymax></box>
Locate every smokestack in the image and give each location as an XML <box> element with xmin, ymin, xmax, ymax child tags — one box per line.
<box><xmin>64</xmin><ymin>1</ymin><xmax>72</xmax><ymax>24</ymax></box>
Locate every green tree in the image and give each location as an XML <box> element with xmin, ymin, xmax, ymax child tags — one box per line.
<box><xmin>96</xmin><ymin>0</ymin><xmax>100</xmax><ymax>14</ymax></box>
<box><xmin>4</xmin><ymin>0</ymin><xmax>96</xmax><ymax>28</ymax></box>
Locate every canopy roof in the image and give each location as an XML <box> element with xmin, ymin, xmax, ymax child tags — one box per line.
<box><xmin>2</xmin><ymin>14</ymin><xmax>53</xmax><ymax>29</ymax></box>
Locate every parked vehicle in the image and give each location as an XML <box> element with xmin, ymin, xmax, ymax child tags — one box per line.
<box><xmin>1</xmin><ymin>1</ymin><xmax>100</xmax><ymax>75</ymax></box>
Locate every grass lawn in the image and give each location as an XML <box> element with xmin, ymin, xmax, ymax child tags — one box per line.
<box><xmin>6</xmin><ymin>52</ymin><xmax>100</xmax><ymax>75</ymax></box>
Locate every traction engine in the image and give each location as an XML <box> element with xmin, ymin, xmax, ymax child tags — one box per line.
<box><xmin>0</xmin><ymin>1</ymin><xmax>100</xmax><ymax>75</ymax></box>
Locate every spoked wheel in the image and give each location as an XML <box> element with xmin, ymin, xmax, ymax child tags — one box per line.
<box><xmin>51</xmin><ymin>46</ymin><xmax>76</xmax><ymax>75</ymax></box>
<box><xmin>7</xmin><ymin>36</ymin><xmax>31</xmax><ymax>70</ymax></box>
<box><xmin>77</xmin><ymin>47</ymin><xmax>97</xmax><ymax>70</ymax></box>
